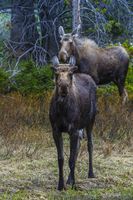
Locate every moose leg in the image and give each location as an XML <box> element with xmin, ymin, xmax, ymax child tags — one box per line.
<box><xmin>86</xmin><ymin>122</ymin><xmax>95</xmax><ymax>178</ymax></box>
<box><xmin>122</xmin><ymin>88</ymin><xmax>128</xmax><ymax>104</ymax></box>
<box><xmin>117</xmin><ymin>80</ymin><xmax>128</xmax><ymax>105</ymax></box>
<box><xmin>67</xmin><ymin>132</ymin><xmax>80</xmax><ymax>188</ymax></box>
<box><xmin>53</xmin><ymin>131</ymin><xmax>65</xmax><ymax>190</ymax></box>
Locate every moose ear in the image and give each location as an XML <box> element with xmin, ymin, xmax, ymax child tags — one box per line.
<box><xmin>51</xmin><ymin>56</ymin><xmax>59</xmax><ymax>69</ymax></box>
<box><xmin>69</xmin><ymin>55</ymin><xmax>76</xmax><ymax>66</ymax></box>
<box><xmin>71</xmin><ymin>24</ymin><xmax>81</xmax><ymax>36</ymax></box>
<box><xmin>59</xmin><ymin>26</ymin><xmax>65</xmax><ymax>38</ymax></box>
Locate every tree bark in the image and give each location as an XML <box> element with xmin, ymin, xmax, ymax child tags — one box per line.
<box><xmin>72</xmin><ymin>0</ymin><xmax>81</xmax><ymax>31</ymax></box>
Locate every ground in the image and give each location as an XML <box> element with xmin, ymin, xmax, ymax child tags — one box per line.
<box><xmin>0</xmin><ymin>137</ymin><xmax>133</xmax><ymax>200</ymax></box>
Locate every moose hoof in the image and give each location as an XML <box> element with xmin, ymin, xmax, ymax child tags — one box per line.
<box><xmin>58</xmin><ymin>182</ymin><xmax>66</xmax><ymax>191</ymax></box>
<box><xmin>57</xmin><ymin>185</ymin><xmax>66</xmax><ymax>191</ymax></box>
<box><xmin>88</xmin><ymin>172</ymin><xmax>95</xmax><ymax>178</ymax></box>
<box><xmin>66</xmin><ymin>175</ymin><xmax>73</xmax><ymax>185</ymax></box>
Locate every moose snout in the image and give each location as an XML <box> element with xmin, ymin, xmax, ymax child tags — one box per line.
<box><xmin>59</xmin><ymin>50</ymin><xmax>68</xmax><ymax>62</ymax></box>
<box><xmin>59</xmin><ymin>84</ymin><xmax>69</xmax><ymax>97</ymax></box>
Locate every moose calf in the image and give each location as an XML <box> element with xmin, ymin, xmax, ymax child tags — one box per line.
<box><xmin>49</xmin><ymin>56</ymin><xmax>97</xmax><ymax>190</ymax></box>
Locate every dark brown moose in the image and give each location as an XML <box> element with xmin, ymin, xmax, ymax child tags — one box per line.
<box><xmin>49</xmin><ymin>56</ymin><xmax>97</xmax><ymax>190</ymax></box>
<box><xmin>58</xmin><ymin>26</ymin><xmax>129</xmax><ymax>104</ymax></box>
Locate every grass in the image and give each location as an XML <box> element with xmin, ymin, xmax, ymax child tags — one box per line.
<box><xmin>0</xmin><ymin>190</ymin><xmax>27</xmax><ymax>200</ymax></box>
<box><xmin>0</xmin><ymin>143</ymin><xmax>133</xmax><ymax>200</ymax></box>
<box><xmin>0</xmin><ymin>89</ymin><xmax>133</xmax><ymax>199</ymax></box>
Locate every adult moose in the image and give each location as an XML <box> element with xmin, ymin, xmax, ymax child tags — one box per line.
<box><xmin>58</xmin><ymin>26</ymin><xmax>129</xmax><ymax>104</ymax></box>
<box><xmin>49</xmin><ymin>56</ymin><xmax>97</xmax><ymax>190</ymax></box>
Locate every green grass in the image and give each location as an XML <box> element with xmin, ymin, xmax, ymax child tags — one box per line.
<box><xmin>48</xmin><ymin>186</ymin><xmax>133</xmax><ymax>200</ymax></box>
<box><xmin>0</xmin><ymin>143</ymin><xmax>133</xmax><ymax>200</ymax></box>
<box><xmin>0</xmin><ymin>190</ymin><xmax>27</xmax><ymax>200</ymax></box>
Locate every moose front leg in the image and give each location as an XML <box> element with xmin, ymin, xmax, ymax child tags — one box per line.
<box><xmin>53</xmin><ymin>130</ymin><xmax>65</xmax><ymax>190</ymax></box>
<box><xmin>67</xmin><ymin>131</ymin><xmax>80</xmax><ymax>188</ymax></box>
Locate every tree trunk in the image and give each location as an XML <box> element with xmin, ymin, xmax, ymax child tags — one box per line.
<box><xmin>72</xmin><ymin>0</ymin><xmax>81</xmax><ymax>31</ymax></box>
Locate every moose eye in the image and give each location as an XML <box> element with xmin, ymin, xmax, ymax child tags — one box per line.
<box><xmin>63</xmin><ymin>38</ymin><xmax>69</xmax><ymax>41</ymax></box>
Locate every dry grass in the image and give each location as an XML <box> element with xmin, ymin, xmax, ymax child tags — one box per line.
<box><xmin>0</xmin><ymin>145</ymin><xmax>133</xmax><ymax>199</ymax></box>
<box><xmin>0</xmin><ymin>92</ymin><xmax>53</xmax><ymax>158</ymax></box>
<box><xmin>0</xmin><ymin>91</ymin><xmax>133</xmax><ymax>157</ymax></box>
<box><xmin>95</xmin><ymin>93</ymin><xmax>133</xmax><ymax>148</ymax></box>
<box><xmin>0</xmin><ymin>92</ymin><xmax>133</xmax><ymax>199</ymax></box>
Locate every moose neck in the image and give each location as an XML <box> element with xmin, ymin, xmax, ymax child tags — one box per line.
<box><xmin>71</xmin><ymin>39</ymin><xmax>81</xmax><ymax>64</ymax></box>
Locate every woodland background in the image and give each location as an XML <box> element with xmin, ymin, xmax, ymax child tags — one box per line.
<box><xmin>0</xmin><ymin>0</ymin><xmax>133</xmax><ymax>199</ymax></box>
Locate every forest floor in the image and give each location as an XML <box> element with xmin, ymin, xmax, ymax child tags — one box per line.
<box><xmin>0</xmin><ymin>136</ymin><xmax>133</xmax><ymax>200</ymax></box>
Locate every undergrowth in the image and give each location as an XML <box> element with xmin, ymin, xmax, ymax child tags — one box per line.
<box><xmin>0</xmin><ymin>58</ymin><xmax>132</xmax><ymax>95</ymax></box>
<box><xmin>0</xmin><ymin>90</ymin><xmax>133</xmax><ymax>158</ymax></box>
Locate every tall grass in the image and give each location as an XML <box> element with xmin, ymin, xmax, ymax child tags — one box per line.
<box><xmin>0</xmin><ymin>92</ymin><xmax>53</xmax><ymax>158</ymax></box>
<box><xmin>0</xmin><ymin>91</ymin><xmax>133</xmax><ymax>158</ymax></box>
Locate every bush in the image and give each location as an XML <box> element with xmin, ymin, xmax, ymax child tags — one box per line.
<box><xmin>105</xmin><ymin>20</ymin><xmax>124</xmax><ymax>38</ymax></box>
<box><xmin>0</xmin><ymin>68</ymin><xmax>10</xmax><ymax>93</ymax></box>
<box><xmin>122</xmin><ymin>41</ymin><xmax>133</xmax><ymax>58</ymax></box>
<box><xmin>11</xmin><ymin>60</ymin><xmax>54</xmax><ymax>95</ymax></box>
<box><xmin>0</xmin><ymin>58</ymin><xmax>133</xmax><ymax>96</ymax></box>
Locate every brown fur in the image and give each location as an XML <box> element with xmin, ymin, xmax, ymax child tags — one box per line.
<box><xmin>49</xmin><ymin>60</ymin><xmax>97</xmax><ymax>190</ymax></box>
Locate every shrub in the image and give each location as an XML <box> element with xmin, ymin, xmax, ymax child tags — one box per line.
<box><xmin>122</xmin><ymin>41</ymin><xmax>133</xmax><ymax>58</ymax></box>
<box><xmin>11</xmin><ymin>60</ymin><xmax>54</xmax><ymax>95</ymax></box>
<box><xmin>105</xmin><ymin>20</ymin><xmax>124</xmax><ymax>38</ymax></box>
<box><xmin>0</xmin><ymin>68</ymin><xmax>10</xmax><ymax>93</ymax></box>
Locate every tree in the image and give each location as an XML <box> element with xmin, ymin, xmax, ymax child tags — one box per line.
<box><xmin>81</xmin><ymin>0</ymin><xmax>133</xmax><ymax>45</ymax></box>
<box><xmin>72</xmin><ymin>0</ymin><xmax>81</xmax><ymax>31</ymax></box>
<box><xmin>38</xmin><ymin>0</ymin><xmax>68</xmax><ymax>60</ymax></box>
<box><xmin>10</xmin><ymin>0</ymin><xmax>39</xmax><ymax>59</ymax></box>
<box><xmin>0</xmin><ymin>0</ymin><xmax>132</xmax><ymax>69</ymax></box>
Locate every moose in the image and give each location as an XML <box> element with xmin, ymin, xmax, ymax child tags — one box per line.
<box><xmin>49</xmin><ymin>56</ymin><xmax>97</xmax><ymax>190</ymax></box>
<box><xmin>58</xmin><ymin>26</ymin><xmax>129</xmax><ymax>104</ymax></box>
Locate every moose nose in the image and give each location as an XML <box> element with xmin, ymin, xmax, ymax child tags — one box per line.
<box><xmin>60</xmin><ymin>84</ymin><xmax>68</xmax><ymax>97</ymax></box>
<box><xmin>59</xmin><ymin>50</ymin><xmax>68</xmax><ymax>62</ymax></box>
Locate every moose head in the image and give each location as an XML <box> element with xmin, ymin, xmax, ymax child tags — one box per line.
<box><xmin>52</xmin><ymin>56</ymin><xmax>77</xmax><ymax>97</ymax></box>
<box><xmin>58</xmin><ymin>25</ymin><xmax>81</xmax><ymax>62</ymax></box>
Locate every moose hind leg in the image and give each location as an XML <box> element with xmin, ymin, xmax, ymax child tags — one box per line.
<box><xmin>122</xmin><ymin>88</ymin><xmax>128</xmax><ymax>105</ymax></box>
<box><xmin>86</xmin><ymin>124</ymin><xmax>95</xmax><ymax>178</ymax></box>
<box><xmin>53</xmin><ymin>131</ymin><xmax>65</xmax><ymax>190</ymax></box>
<box><xmin>67</xmin><ymin>131</ymin><xmax>80</xmax><ymax>188</ymax></box>
<box><xmin>117</xmin><ymin>81</ymin><xmax>128</xmax><ymax>104</ymax></box>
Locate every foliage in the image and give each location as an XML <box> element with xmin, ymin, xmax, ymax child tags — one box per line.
<box><xmin>0</xmin><ymin>59</ymin><xmax>54</xmax><ymax>95</ymax></box>
<box><xmin>0</xmin><ymin>67</ymin><xmax>10</xmax><ymax>93</ymax></box>
<box><xmin>64</xmin><ymin>0</ymin><xmax>70</xmax><ymax>6</ymax></box>
<box><xmin>122</xmin><ymin>41</ymin><xmax>133</xmax><ymax>57</ymax></box>
<box><xmin>105</xmin><ymin>20</ymin><xmax>123</xmax><ymax>38</ymax></box>
<box><xmin>0</xmin><ymin>41</ymin><xmax>5</xmax><ymax>65</ymax></box>
<box><xmin>11</xmin><ymin>60</ymin><xmax>54</xmax><ymax>95</ymax></box>
<box><xmin>0</xmin><ymin>60</ymin><xmax>133</xmax><ymax>96</ymax></box>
